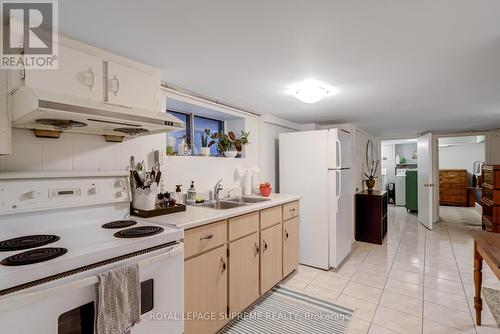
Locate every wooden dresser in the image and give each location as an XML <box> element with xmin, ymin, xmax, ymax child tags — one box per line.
<box><xmin>439</xmin><ymin>169</ymin><xmax>467</xmax><ymax>206</ymax></box>
<box><xmin>481</xmin><ymin>165</ymin><xmax>500</xmax><ymax>232</ymax></box>
<box><xmin>355</xmin><ymin>191</ymin><xmax>388</xmax><ymax>245</ymax></box>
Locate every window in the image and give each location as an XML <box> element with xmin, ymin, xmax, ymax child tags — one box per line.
<box><xmin>193</xmin><ymin>115</ymin><xmax>224</xmax><ymax>156</ymax></box>
<box><xmin>167</xmin><ymin>111</ymin><xmax>224</xmax><ymax>156</ymax></box>
<box><xmin>168</xmin><ymin>111</ymin><xmax>190</xmax><ymax>150</ymax></box>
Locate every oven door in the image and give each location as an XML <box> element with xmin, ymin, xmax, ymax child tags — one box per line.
<box><xmin>0</xmin><ymin>242</ymin><xmax>184</xmax><ymax>334</ymax></box>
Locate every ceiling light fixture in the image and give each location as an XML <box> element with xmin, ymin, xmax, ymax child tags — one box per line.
<box><xmin>286</xmin><ymin>79</ymin><xmax>337</xmax><ymax>104</ymax></box>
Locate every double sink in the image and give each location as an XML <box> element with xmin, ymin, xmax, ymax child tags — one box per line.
<box><xmin>196</xmin><ymin>196</ymin><xmax>271</xmax><ymax>210</ymax></box>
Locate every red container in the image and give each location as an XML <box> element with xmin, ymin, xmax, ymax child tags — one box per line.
<box><xmin>260</xmin><ymin>187</ymin><xmax>272</xmax><ymax>197</ymax></box>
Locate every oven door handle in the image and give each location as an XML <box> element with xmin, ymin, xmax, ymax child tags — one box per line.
<box><xmin>0</xmin><ymin>243</ymin><xmax>183</xmax><ymax>312</ymax></box>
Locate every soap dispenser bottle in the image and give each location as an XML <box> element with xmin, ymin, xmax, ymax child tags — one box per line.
<box><xmin>186</xmin><ymin>181</ymin><xmax>196</xmax><ymax>205</ymax></box>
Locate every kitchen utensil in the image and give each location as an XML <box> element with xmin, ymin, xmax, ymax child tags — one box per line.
<box><xmin>132</xmin><ymin>171</ymin><xmax>144</xmax><ymax>188</ymax></box>
<box><xmin>155</xmin><ymin>171</ymin><xmax>161</xmax><ymax>185</ymax></box>
<box><xmin>130</xmin><ymin>156</ymin><xmax>135</xmax><ymax>171</ymax></box>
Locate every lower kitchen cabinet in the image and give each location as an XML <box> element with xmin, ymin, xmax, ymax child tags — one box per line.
<box><xmin>283</xmin><ymin>217</ymin><xmax>299</xmax><ymax>277</ymax></box>
<box><xmin>184</xmin><ymin>246</ymin><xmax>228</xmax><ymax>334</ymax></box>
<box><xmin>229</xmin><ymin>232</ymin><xmax>260</xmax><ymax>314</ymax></box>
<box><xmin>183</xmin><ymin>200</ymin><xmax>300</xmax><ymax>334</ymax></box>
<box><xmin>260</xmin><ymin>223</ymin><xmax>283</xmax><ymax>294</ymax></box>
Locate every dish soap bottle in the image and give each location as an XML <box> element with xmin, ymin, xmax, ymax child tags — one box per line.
<box><xmin>175</xmin><ymin>185</ymin><xmax>183</xmax><ymax>203</ymax></box>
<box><xmin>186</xmin><ymin>181</ymin><xmax>196</xmax><ymax>205</ymax></box>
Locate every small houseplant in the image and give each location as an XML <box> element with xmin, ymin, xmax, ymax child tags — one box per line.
<box><xmin>228</xmin><ymin>130</ymin><xmax>249</xmax><ymax>158</ymax></box>
<box><xmin>208</xmin><ymin>130</ymin><xmax>250</xmax><ymax>157</ymax></box>
<box><xmin>208</xmin><ymin>132</ymin><xmax>232</xmax><ymax>156</ymax></box>
<box><xmin>363</xmin><ymin>159</ymin><xmax>380</xmax><ymax>192</ymax></box>
<box><xmin>200</xmin><ymin>129</ymin><xmax>211</xmax><ymax>156</ymax></box>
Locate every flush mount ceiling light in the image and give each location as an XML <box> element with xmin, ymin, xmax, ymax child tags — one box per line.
<box><xmin>286</xmin><ymin>79</ymin><xmax>337</xmax><ymax>104</ymax></box>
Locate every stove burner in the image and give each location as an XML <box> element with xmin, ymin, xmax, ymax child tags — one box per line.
<box><xmin>114</xmin><ymin>226</ymin><xmax>164</xmax><ymax>238</ymax></box>
<box><xmin>0</xmin><ymin>235</ymin><xmax>60</xmax><ymax>252</ymax></box>
<box><xmin>102</xmin><ymin>220</ymin><xmax>137</xmax><ymax>229</ymax></box>
<box><xmin>1</xmin><ymin>247</ymin><xmax>68</xmax><ymax>266</ymax></box>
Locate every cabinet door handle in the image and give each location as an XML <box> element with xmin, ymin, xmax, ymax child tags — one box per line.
<box><xmin>220</xmin><ymin>257</ymin><xmax>226</xmax><ymax>273</ymax></box>
<box><xmin>109</xmin><ymin>75</ymin><xmax>120</xmax><ymax>96</ymax></box>
<box><xmin>263</xmin><ymin>240</ymin><xmax>268</xmax><ymax>252</ymax></box>
<box><xmin>285</xmin><ymin>230</ymin><xmax>289</xmax><ymax>240</ymax></box>
<box><xmin>254</xmin><ymin>243</ymin><xmax>260</xmax><ymax>256</ymax></box>
<box><xmin>85</xmin><ymin>67</ymin><xmax>96</xmax><ymax>91</ymax></box>
<box><xmin>200</xmin><ymin>233</ymin><xmax>214</xmax><ymax>240</ymax></box>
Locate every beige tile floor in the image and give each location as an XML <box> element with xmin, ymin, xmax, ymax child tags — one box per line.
<box><xmin>282</xmin><ymin>206</ymin><xmax>500</xmax><ymax>334</ymax></box>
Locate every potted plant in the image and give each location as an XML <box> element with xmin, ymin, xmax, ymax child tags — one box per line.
<box><xmin>363</xmin><ymin>159</ymin><xmax>380</xmax><ymax>192</ymax></box>
<box><xmin>207</xmin><ymin>130</ymin><xmax>250</xmax><ymax>158</ymax></box>
<box><xmin>200</xmin><ymin>129</ymin><xmax>211</xmax><ymax>156</ymax></box>
<box><xmin>228</xmin><ymin>130</ymin><xmax>249</xmax><ymax>158</ymax></box>
<box><xmin>208</xmin><ymin>132</ymin><xmax>232</xmax><ymax>157</ymax></box>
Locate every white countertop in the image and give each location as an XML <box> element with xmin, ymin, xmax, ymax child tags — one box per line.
<box><xmin>141</xmin><ymin>194</ymin><xmax>301</xmax><ymax>230</ymax></box>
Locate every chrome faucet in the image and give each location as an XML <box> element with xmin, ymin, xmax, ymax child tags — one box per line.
<box><xmin>214</xmin><ymin>179</ymin><xmax>223</xmax><ymax>201</ymax></box>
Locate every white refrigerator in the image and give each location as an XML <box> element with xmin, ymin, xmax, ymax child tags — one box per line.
<box><xmin>279</xmin><ymin>129</ymin><xmax>353</xmax><ymax>270</ymax></box>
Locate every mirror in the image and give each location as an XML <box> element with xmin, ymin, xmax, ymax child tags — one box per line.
<box><xmin>366</xmin><ymin>140</ymin><xmax>374</xmax><ymax>170</ymax></box>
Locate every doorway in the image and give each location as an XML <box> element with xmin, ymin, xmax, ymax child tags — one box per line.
<box><xmin>436</xmin><ymin>135</ymin><xmax>485</xmax><ymax>225</ymax></box>
<box><xmin>380</xmin><ymin>138</ymin><xmax>418</xmax><ymax>215</ymax></box>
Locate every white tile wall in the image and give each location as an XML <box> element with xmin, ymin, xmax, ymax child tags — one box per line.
<box><xmin>4</xmin><ymin>114</ymin><xmax>261</xmax><ymax>193</ymax></box>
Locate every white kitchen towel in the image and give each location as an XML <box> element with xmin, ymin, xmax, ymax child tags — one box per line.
<box><xmin>95</xmin><ymin>264</ymin><xmax>141</xmax><ymax>334</ymax></box>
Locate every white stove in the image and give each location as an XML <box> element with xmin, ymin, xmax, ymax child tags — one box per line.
<box><xmin>0</xmin><ymin>172</ymin><xmax>184</xmax><ymax>334</ymax></box>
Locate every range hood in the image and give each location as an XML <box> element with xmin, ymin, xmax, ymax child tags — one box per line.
<box><xmin>11</xmin><ymin>87</ymin><xmax>185</xmax><ymax>138</ymax></box>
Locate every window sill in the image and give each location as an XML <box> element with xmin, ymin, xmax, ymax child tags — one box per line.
<box><xmin>166</xmin><ymin>154</ymin><xmax>245</xmax><ymax>159</ymax></box>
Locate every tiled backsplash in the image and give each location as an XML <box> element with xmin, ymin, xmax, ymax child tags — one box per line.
<box><xmin>0</xmin><ymin>128</ymin><xmax>259</xmax><ymax>193</ymax></box>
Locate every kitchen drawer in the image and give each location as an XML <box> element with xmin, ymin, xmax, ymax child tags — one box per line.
<box><xmin>229</xmin><ymin>212</ymin><xmax>259</xmax><ymax>241</ymax></box>
<box><xmin>260</xmin><ymin>205</ymin><xmax>282</xmax><ymax>230</ymax></box>
<box><xmin>184</xmin><ymin>220</ymin><xmax>227</xmax><ymax>259</ymax></box>
<box><xmin>283</xmin><ymin>201</ymin><xmax>300</xmax><ymax>221</ymax></box>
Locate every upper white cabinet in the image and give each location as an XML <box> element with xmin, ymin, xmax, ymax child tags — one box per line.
<box><xmin>104</xmin><ymin>60</ymin><xmax>159</xmax><ymax>110</ymax></box>
<box><xmin>11</xmin><ymin>36</ymin><xmax>161</xmax><ymax>112</ymax></box>
<box><xmin>24</xmin><ymin>44</ymin><xmax>104</xmax><ymax>101</ymax></box>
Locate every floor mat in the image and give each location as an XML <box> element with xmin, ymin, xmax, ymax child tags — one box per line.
<box><xmin>219</xmin><ymin>285</ymin><xmax>352</xmax><ymax>334</ymax></box>
<box><xmin>483</xmin><ymin>287</ymin><xmax>500</xmax><ymax>328</ymax></box>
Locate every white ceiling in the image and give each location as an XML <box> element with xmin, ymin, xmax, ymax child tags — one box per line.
<box><xmin>59</xmin><ymin>0</ymin><xmax>500</xmax><ymax>137</ymax></box>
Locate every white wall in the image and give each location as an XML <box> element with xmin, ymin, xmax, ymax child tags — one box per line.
<box><xmin>0</xmin><ymin>113</ymin><xmax>261</xmax><ymax>196</ymax></box>
<box><xmin>439</xmin><ymin>142</ymin><xmax>485</xmax><ymax>185</ymax></box>
<box><xmin>0</xmin><ymin>70</ymin><xmax>11</xmax><ymax>155</ymax></box>
<box><xmin>258</xmin><ymin>114</ymin><xmax>301</xmax><ymax>192</ymax></box>
<box><xmin>0</xmin><ymin>110</ymin><xmax>303</xmax><ymax>197</ymax></box>
<box><xmin>486</xmin><ymin>132</ymin><xmax>500</xmax><ymax>165</ymax></box>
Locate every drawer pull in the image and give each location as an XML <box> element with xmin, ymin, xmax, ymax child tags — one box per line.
<box><xmin>263</xmin><ymin>240</ymin><xmax>268</xmax><ymax>252</ymax></box>
<box><xmin>200</xmin><ymin>233</ymin><xmax>214</xmax><ymax>240</ymax></box>
<box><xmin>285</xmin><ymin>230</ymin><xmax>289</xmax><ymax>240</ymax></box>
<box><xmin>220</xmin><ymin>257</ymin><xmax>226</xmax><ymax>273</ymax></box>
<box><xmin>289</xmin><ymin>208</ymin><xmax>296</xmax><ymax>212</ymax></box>
<box><xmin>254</xmin><ymin>243</ymin><xmax>260</xmax><ymax>256</ymax></box>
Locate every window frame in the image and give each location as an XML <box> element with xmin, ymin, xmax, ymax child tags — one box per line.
<box><xmin>166</xmin><ymin>110</ymin><xmax>225</xmax><ymax>156</ymax></box>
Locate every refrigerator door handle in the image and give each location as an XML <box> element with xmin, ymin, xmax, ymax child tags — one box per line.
<box><xmin>336</xmin><ymin>170</ymin><xmax>341</xmax><ymax>213</ymax></box>
<box><xmin>336</xmin><ymin>139</ymin><xmax>342</xmax><ymax>169</ymax></box>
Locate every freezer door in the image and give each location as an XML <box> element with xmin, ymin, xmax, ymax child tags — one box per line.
<box><xmin>328</xmin><ymin>169</ymin><xmax>353</xmax><ymax>268</ymax></box>
<box><xmin>327</xmin><ymin>129</ymin><xmax>352</xmax><ymax>169</ymax></box>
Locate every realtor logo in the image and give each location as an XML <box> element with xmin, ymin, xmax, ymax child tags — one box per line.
<box><xmin>1</xmin><ymin>0</ymin><xmax>58</xmax><ymax>69</ymax></box>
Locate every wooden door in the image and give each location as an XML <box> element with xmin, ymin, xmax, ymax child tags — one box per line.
<box><xmin>105</xmin><ymin>60</ymin><xmax>160</xmax><ymax>110</ymax></box>
<box><xmin>229</xmin><ymin>233</ymin><xmax>260</xmax><ymax>314</ymax></box>
<box><xmin>260</xmin><ymin>223</ymin><xmax>283</xmax><ymax>294</ymax></box>
<box><xmin>283</xmin><ymin>217</ymin><xmax>299</xmax><ymax>277</ymax></box>
<box><xmin>25</xmin><ymin>44</ymin><xmax>103</xmax><ymax>101</ymax></box>
<box><xmin>184</xmin><ymin>246</ymin><xmax>228</xmax><ymax>334</ymax></box>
